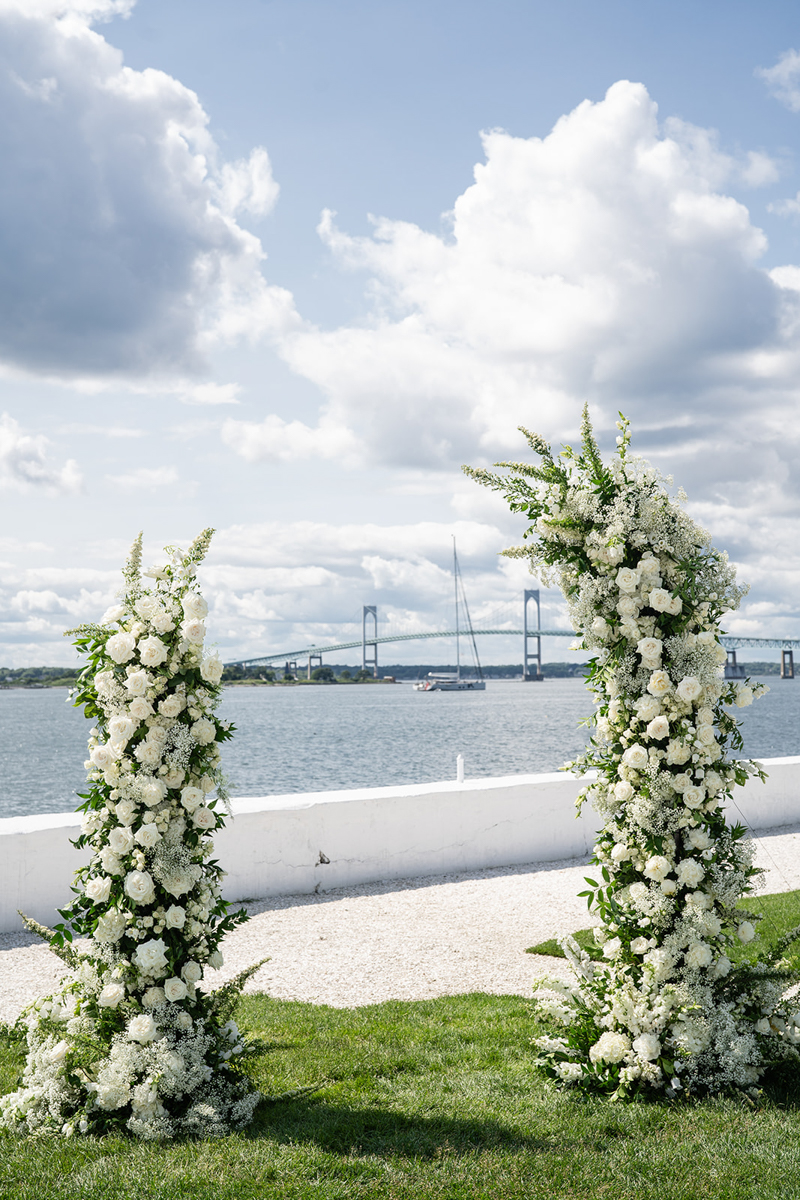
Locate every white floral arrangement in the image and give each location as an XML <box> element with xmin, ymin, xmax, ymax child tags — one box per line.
<box><xmin>465</xmin><ymin>411</ymin><xmax>800</xmax><ymax>1098</ymax></box>
<box><xmin>1</xmin><ymin>530</ymin><xmax>266</xmax><ymax>1139</ymax></box>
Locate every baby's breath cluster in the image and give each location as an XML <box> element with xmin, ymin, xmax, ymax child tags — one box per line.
<box><xmin>1</xmin><ymin>531</ymin><xmax>264</xmax><ymax>1139</ymax></box>
<box><xmin>465</xmin><ymin>410</ymin><xmax>800</xmax><ymax>1098</ymax></box>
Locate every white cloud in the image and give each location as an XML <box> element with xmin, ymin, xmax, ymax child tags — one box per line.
<box><xmin>221</xmin><ymin>413</ymin><xmax>359</xmax><ymax>462</ymax></box>
<box><xmin>0</xmin><ymin>412</ymin><xmax>82</xmax><ymax>492</ymax></box>
<box><xmin>0</xmin><ymin>4</ymin><xmax>297</xmax><ymax>384</ymax></box>
<box><xmin>182</xmin><ymin>382</ymin><xmax>241</xmax><ymax>406</ymax></box>
<box><xmin>757</xmin><ymin>49</ymin><xmax>800</xmax><ymax>112</ymax></box>
<box><xmin>264</xmin><ymin>81</ymin><xmax>789</xmax><ymax>474</ymax></box>
<box><xmin>104</xmin><ymin>465</ymin><xmax>180</xmax><ymax>490</ymax></box>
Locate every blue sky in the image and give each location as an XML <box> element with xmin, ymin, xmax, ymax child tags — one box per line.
<box><xmin>3</xmin><ymin>0</ymin><xmax>800</xmax><ymax>667</ymax></box>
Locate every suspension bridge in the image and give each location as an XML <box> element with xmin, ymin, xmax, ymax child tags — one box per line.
<box><xmin>225</xmin><ymin>591</ymin><xmax>800</xmax><ymax>681</ymax></box>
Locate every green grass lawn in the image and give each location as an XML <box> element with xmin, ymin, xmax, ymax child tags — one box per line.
<box><xmin>527</xmin><ymin>888</ymin><xmax>800</xmax><ymax>965</ymax></box>
<box><xmin>4</xmin><ymin>986</ymin><xmax>800</xmax><ymax>1199</ymax></box>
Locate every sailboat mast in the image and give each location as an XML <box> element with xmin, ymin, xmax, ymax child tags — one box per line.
<box><xmin>453</xmin><ymin>537</ymin><xmax>460</xmax><ymax>680</ymax></box>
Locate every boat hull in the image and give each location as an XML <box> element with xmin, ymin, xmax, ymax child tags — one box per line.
<box><xmin>412</xmin><ymin>679</ymin><xmax>486</xmax><ymax>691</ymax></box>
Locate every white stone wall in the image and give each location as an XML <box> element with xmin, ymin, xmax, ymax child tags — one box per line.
<box><xmin>2</xmin><ymin>757</ymin><xmax>799</xmax><ymax>933</ymax></box>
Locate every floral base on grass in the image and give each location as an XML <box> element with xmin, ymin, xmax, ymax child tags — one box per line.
<box><xmin>466</xmin><ymin>410</ymin><xmax>800</xmax><ymax>1098</ymax></box>
<box><xmin>1</xmin><ymin>530</ymin><xmax>265</xmax><ymax>1139</ymax></box>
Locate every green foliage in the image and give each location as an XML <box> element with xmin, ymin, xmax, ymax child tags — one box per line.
<box><xmin>310</xmin><ymin>666</ymin><xmax>336</xmax><ymax>682</ymax></box>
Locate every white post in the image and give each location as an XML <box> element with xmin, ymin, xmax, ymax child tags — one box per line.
<box><xmin>456</xmin><ymin>754</ymin><xmax>465</xmax><ymax>783</ymax></box>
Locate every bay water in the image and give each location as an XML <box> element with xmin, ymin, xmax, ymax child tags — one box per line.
<box><xmin>1</xmin><ymin>677</ymin><xmax>797</xmax><ymax>820</ymax></box>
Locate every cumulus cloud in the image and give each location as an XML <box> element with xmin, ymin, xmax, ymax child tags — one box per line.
<box><xmin>0</xmin><ymin>3</ymin><xmax>297</xmax><ymax>384</ymax></box>
<box><xmin>262</xmin><ymin>81</ymin><xmax>796</xmax><ymax>475</ymax></box>
<box><xmin>0</xmin><ymin>412</ymin><xmax>82</xmax><ymax>492</ymax></box>
<box><xmin>757</xmin><ymin>49</ymin><xmax>800</xmax><ymax>112</ymax></box>
<box><xmin>182</xmin><ymin>383</ymin><xmax>241</xmax><ymax>406</ymax></box>
<box><xmin>220</xmin><ymin>413</ymin><xmax>359</xmax><ymax>462</ymax></box>
<box><xmin>104</xmin><ymin>465</ymin><xmax>180</xmax><ymax>490</ymax></box>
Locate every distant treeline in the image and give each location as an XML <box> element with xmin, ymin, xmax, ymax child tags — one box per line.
<box><xmin>1</xmin><ymin>660</ymin><xmax>785</xmax><ymax>689</ymax></box>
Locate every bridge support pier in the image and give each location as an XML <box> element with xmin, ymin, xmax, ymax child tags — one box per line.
<box><xmin>362</xmin><ymin>606</ymin><xmax>378</xmax><ymax>678</ymax></box>
<box><xmin>724</xmin><ymin>650</ymin><xmax>746</xmax><ymax>680</ymax></box>
<box><xmin>523</xmin><ymin>590</ymin><xmax>543</xmax><ymax>681</ymax></box>
<box><xmin>782</xmin><ymin>649</ymin><xmax>795</xmax><ymax>680</ymax></box>
<box><xmin>307</xmin><ymin>652</ymin><xmax>323</xmax><ymax>680</ymax></box>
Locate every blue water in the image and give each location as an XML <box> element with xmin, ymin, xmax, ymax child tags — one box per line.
<box><xmin>0</xmin><ymin>676</ymin><xmax>797</xmax><ymax>819</ymax></box>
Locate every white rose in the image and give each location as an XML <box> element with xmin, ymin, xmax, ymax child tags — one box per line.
<box><xmin>48</xmin><ymin>1039</ymin><xmax>70</xmax><ymax>1064</ymax></box>
<box><xmin>648</xmin><ymin>588</ymin><xmax>672</xmax><ymax>613</ymax></box>
<box><xmin>165</xmin><ymin>905</ymin><xmax>186</xmax><ymax>930</ymax></box>
<box><xmin>696</xmin><ymin>707</ymin><xmax>715</xmax><ymax>726</ymax></box>
<box><xmin>150</xmin><ymin>607</ymin><xmax>176</xmax><ymax>634</ymax></box>
<box><xmin>85</xmin><ymin>876</ymin><xmax>112</xmax><ymax>904</ymax></box>
<box><xmin>589</xmin><ymin>1031</ymin><xmax>631</xmax><ymax>1063</ymax></box>
<box><xmin>666</xmin><ymin>740</ymin><xmax>692</xmax><ymax>766</ymax></box>
<box><xmin>125</xmin><ymin>670</ymin><xmax>150</xmax><ymax>697</ymax></box>
<box><xmin>591</xmin><ymin>616</ymin><xmax>610</xmax><ymax>640</ymax></box>
<box><xmin>630</xmin><ymin>937</ymin><xmax>650</xmax><ymax>954</ymax></box>
<box><xmin>181</xmin><ymin>961</ymin><xmax>203</xmax><ymax>984</ymax></box>
<box><xmin>208</xmin><ymin>949</ymin><xmax>224</xmax><ymax>970</ymax></box>
<box><xmin>158</xmin><ymin>694</ymin><xmax>184</xmax><ymax>718</ymax></box>
<box><xmin>677</xmin><ymin>676</ymin><xmax>703</xmax><ymax>703</ymax></box>
<box><xmin>134</xmin><ymin>741</ymin><xmax>162</xmax><ymax>768</ymax></box>
<box><xmin>704</xmin><ymin>770</ymin><xmax>723</xmax><ymax>795</ymax></box>
<box><xmin>698</xmin><ymin>725</ymin><xmax>717</xmax><ymax>746</ymax></box>
<box><xmin>127</xmin><ymin>1014</ymin><xmax>157</xmax><ymax>1044</ymax></box>
<box><xmin>660</xmin><ymin>878</ymin><xmax>678</xmax><ymax>895</ymax></box>
<box><xmin>735</xmin><ymin>685</ymin><xmax>754</xmax><ymax>708</ymax></box>
<box><xmin>182</xmin><ymin>592</ymin><xmax>209</xmax><ymax>620</ymax></box>
<box><xmin>192</xmin><ymin>806</ymin><xmax>216</xmax><ymax>830</ymax></box>
<box><xmin>643</xmin><ymin>855</ymin><xmax>672</xmax><ymax>883</ymax></box>
<box><xmin>164</xmin><ymin>977</ymin><xmax>188</xmax><ymax>1003</ymax></box>
<box><xmin>142</xmin><ymin>986</ymin><xmax>166</xmax><ymax>1008</ymax></box>
<box><xmin>98</xmin><ymin>847</ymin><xmax>122</xmax><ymax>876</ymax></box>
<box><xmin>683</xmin><ymin>785</ymin><xmax>706</xmax><ymax>809</ymax></box>
<box><xmin>646</xmin><ymin>715</ymin><xmax>670</xmax><ymax>741</ymax></box>
<box><xmin>647</xmin><ymin>670</ymin><xmax>671</xmax><ymax>697</ymax></box>
<box><xmin>98</xmin><ymin>981</ymin><xmax>126</xmax><ymax>1008</ymax></box>
<box><xmin>632</xmin><ymin>1033</ymin><xmax>661</xmax><ymax>1061</ymax></box>
<box><xmin>666</xmin><ymin>594</ymin><xmax>683</xmax><ymax>615</ymax></box>
<box><xmin>676</xmin><ymin>859</ymin><xmax>705</xmax><ymax>888</ymax></box>
<box><xmin>139</xmin><ymin>779</ymin><xmax>166</xmax><ymax>807</ymax></box>
<box><xmin>124</xmin><ymin>870</ymin><xmax>156</xmax><ymax>905</ymax></box>
<box><xmin>160</xmin><ymin>868</ymin><xmax>195</xmax><ymax>898</ymax></box>
<box><xmin>738</xmin><ymin>921</ymin><xmax>756</xmax><ymax>944</ymax></box>
<box><xmin>614</xmin><ymin>780</ymin><xmax>634</xmax><ymax>803</ymax></box>
<box><xmin>137</xmin><ymin>635</ymin><xmax>168</xmax><ymax>668</ymax></box>
<box><xmin>89</xmin><ymin>743</ymin><xmax>115</xmax><ymax>770</ymax></box>
<box><xmin>182</xmin><ymin>619</ymin><xmax>206</xmax><ymax>645</ymax></box>
<box><xmin>616</xmin><ymin>595</ymin><xmax>639</xmax><ymax>618</ymax></box>
<box><xmin>616</xmin><ymin>567</ymin><xmax>640</xmax><ymax>595</ymax></box>
<box><xmin>671</xmin><ymin>773</ymin><xmax>691</xmax><ymax>793</ymax></box>
<box><xmin>191</xmin><ymin>717</ymin><xmax>216</xmax><ymax>745</ymax></box>
<box><xmin>622</xmin><ymin>744</ymin><xmax>648</xmax><ymax>770</ymax></box>
<box><xmin>132</xmin><ymin>937</ymin><xmax>169</xmax><ymax>977</ymax></box>
<box><xmin>109</xmin><ymin>826</ymin><xmax>135</xmax><ymax>856</ymax></box>
<box><xmin>134</xmin><ymin>596</ymin><xmax>157</xmax><ymax>619</ymax></box>
<box><xmin>685</xmin><ymin>941</ymin><xmax>713</xmax><ymax>970</ymax></box>
<box><xmin>636</xmin><ymin>636</ymin><xmax>663</xmax><ymax>668</ymax></box>
<box><xmin>128</xmin><ymin>696</ymin><xmax>153</xmax><ymax>719</ymax></box>
<box><xmin>710</xmin><ymin>956</ymin><xmax>732</xmax><ymax>979</ymax></box>
<box><xmin>115</xmin><ymin>798</ymin><xmax>138</xmax><ymax>825</ymax></box>
<box><xmin>180</xmin><ymin>786</ymin><xmax>203</xmax><ymax>813</ymax></box>
<box><xmin>108</xmin><ymin>715</ymin><xmax>136</xmax><ymax>746</ymax></box>
<box><xmin>687</xmin><ymin>827</ymin><xmax>712</xmax><ymax>851</ymax></box>
<box><xmin>135</xmin><ymin>822</ymin><xmax>161</xmax><ymax>849</ymax></box>
<box><xmin>106</xmin><ymin>632</ymin><xmax>136</xmax><ymax>664</ymax></box>
<box><xmin>163</xmin><ymin>766</ymin><xmax>186</xmax><ymax>789</ymax></box>
<box><xmin>101</xmin><ymin>604</ymin><xmax>126</xmax><ymax>625</ymax></box>
<box><xmin>176</xmin><ymin>1011</ymin><xmax>193</xmax><ymax>1030</ymax></box>
<box><xmin>200</xmin><ymin>654</ymin><xmax>224</xmax><ymax>686</ymax></box>
<box><xmin>611</xmin><ymin>843</ymin><xmax>631</xmax><ymax>863</ymax></box>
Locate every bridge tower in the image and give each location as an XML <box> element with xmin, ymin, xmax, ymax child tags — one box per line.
<box><xmin>724</xmin><ymin>650</ymin><xmax>746</xmax><ymax>680</ymax></box>
<box><xmin>362</xmin><ymin>606</ymin><xmax>378</xmax><ymax>677</ymax></box>
<box><xmin>782</xmin><ymin>648</ymin><xmax>795</xmax><ymax>679</ymax></box>
<box><xmin>523</xmin><ymin>589</ymin><xmax>543</xmax><ymax>681</ymax></box>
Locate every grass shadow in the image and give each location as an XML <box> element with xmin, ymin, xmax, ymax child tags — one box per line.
<box><xmin>246</xmin><ymin>1094</ymin><xmax>563</xmax><ymax>1158</ymax></box>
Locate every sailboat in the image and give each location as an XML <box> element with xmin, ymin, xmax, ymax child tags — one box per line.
<box><xmin>413</xmin><ymin>540</ymin><xmax>486</xmax><ymax>692</ymax></box>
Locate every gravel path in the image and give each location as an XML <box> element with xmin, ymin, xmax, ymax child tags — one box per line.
<box><xmin>3</xmin><ymin>822</ymin><xmax>800</xmax><ymax>1023</ymax></box>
